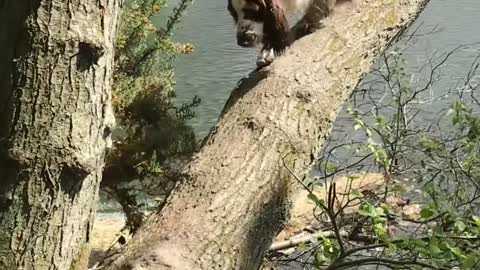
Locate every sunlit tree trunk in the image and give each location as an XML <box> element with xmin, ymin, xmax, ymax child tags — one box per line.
<box><xmin>0</xmin><ymin>1</ymin><xmax>121</xmax><ymax>269</ymax></box>
<box><xmin>105</xmin><ymin>0</ymin><xmax>429</xmax><ymax>269</ymax></box>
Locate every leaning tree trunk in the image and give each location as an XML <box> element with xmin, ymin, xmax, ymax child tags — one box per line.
<box><xmin>0</xmin><ymin>1</ymin><xmax>121</xmax><ymax>269</ymax></box>
<box><xmin>106</xmin><ymin>0</ymin><xmax>429</xmax><ymax>269</ymax></box>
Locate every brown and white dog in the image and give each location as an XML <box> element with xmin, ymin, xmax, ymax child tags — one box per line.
<box><xmin>228</xmin><ymin>0</ymin><xmax>337</xmax><ymax>67</ymax></box>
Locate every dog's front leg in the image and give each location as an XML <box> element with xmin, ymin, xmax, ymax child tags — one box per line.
<box><xmin>256</xmin><ymin>30</ymin><xmax>297</xmax><ymax>69</ymax></box>
<box><xmin>256</xmin><ymin>47</ymin><xmax>276</xmax><ymax>68</ymax></box>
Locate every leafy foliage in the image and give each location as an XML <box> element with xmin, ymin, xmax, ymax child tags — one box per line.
<box><xmin>101</xmin><ymin>0</ymin><xmax>198</xmax><ymax>232</ymax></box>
<box><xmin>272</xmin><ymin>48</ymin><xmax>480</xmax><ymax>269</ymax></box>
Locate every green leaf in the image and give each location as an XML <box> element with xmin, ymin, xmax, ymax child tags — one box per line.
<box><xmin>455</xmin><ymin>220</ymin><xmax>467</xmax><ymax>232</ymax></box>
<box><xmin>473</xmin><ymin>216</ymin><xmax>480</xmax><ymax>227</ymax></box>
<box><xmin>308</xmin><ymin>193</ymin><xmax>325</xmax><ymax>208</ymax></box>
<box><xmin>350</xmin><ymin>190</ymin><xmax>363</xmax><ymax>199</ymax></box>
<box><xmin>420</xmin><ymin>208</ymin><xmax>435</xmax><ymax>219</ymax></box>
<box><xmin>354</xmin><ymin>118</ymin><xmax>364</xmax><ymax>127</ymax></box>
<box><xmin>387</xmin><ymin>242</ymin><xmax>397</xmax><ymax>252</ymax></box>
<box><xmin>365</xmin><ymin>127</ymin><xmax>372</xmax><ymax>137</ymax></box>
<box><xmin>376</xmin><ymin>206</ymin><xmax>386</xmax><ymax>216</ymax></box>
<box><xmin>326</xmin><ymin>162</ymin><xmax>336</xmax><ymax>174</ymax></box>
<box><xmin>447</xmin><ymin>244</ymin><xmax>466</xmax><ymax>259</ymax></box>
<box><xmin>463</xmin><ymin>255</ymin><xmax>477</xmax><ymax>269</ymax></box>
<box><xmin>347</xmin><ymin>175</ymin><xmax>360</xmax><ymax>181</ymax></box>
<box><xmin>357</xmin><ymin>208</ymin><xmax>371</xmax><ymax>217</ymax></box>
<box><xmin>314</xmin><ymin>252</ymin><xmax>329</xmax><ymax>266</ymax></box>
<box><xmin>374</xmin><ymin>223</ymin><xmax>386</xmax><ymax>234</ymax></box>
<box><xmin>358</xmin><ymin>203</ymin><xmax>376</xmax><ymax>217</ymax></box>
<box><xmin>429</xmin><ymin>240</ymin><xmax>442</xmax><ymax>256</ymax></box>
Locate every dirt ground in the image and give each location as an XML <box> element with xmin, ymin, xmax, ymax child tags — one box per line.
<box><xmin>89</xmin><ymin>212</ymin><xmax>125</xmax><ymax>266</ymax></box>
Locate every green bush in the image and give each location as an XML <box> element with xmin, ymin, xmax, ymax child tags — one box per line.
<box><xmin>100</xmin><ymin>0</ymin><xmax>199</xmax><ymax>233</ymax></box>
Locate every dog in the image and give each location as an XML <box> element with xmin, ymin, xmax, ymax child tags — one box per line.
<box><xmin>228</xmin><ymin>0</ymin><xmax>338</xmax><ymax>68</ymax></box>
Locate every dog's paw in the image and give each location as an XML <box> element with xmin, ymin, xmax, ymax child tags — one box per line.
<box><xmin>256</xmin><ymin>49</ymin><xmax>275</xmax><ymax>69</ymax></box>
<box><xmin>256</xmin><ymin>57</ymin><xmax>272</xmax><ymax>69</ymax></box>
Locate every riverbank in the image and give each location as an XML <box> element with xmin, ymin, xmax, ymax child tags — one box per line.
<box><xmin>89</xmin><ymin>173</ymin><xmax>420</xmax><ymax>267</ymax></box>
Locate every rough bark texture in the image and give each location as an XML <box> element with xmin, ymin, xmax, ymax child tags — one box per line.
<box><xmin>106</xmin><ymin>0</ymin><xmax>429</xmax><ymax>269</ymax></box>
<box><xmin>0</xmin><ymin>1</ymin><xmax>121</xmax><ymax>269</ymax></box>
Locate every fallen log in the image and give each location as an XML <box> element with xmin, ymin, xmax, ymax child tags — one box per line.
<box><xmin>105</xmin><ymin>0</ymin><xmax>430</xmax><ymax>269</ymax></box>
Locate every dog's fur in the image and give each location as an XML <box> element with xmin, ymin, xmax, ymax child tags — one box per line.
<box><xmin>228</xmin><ymin>0</ymin><xmax>337</xmax><ymax>67</ymax></box>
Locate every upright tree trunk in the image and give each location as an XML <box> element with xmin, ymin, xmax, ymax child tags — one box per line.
<box><xmin>0</xmin><ymin>1</ymin><xmax>121</xmax><ymax>269</ymax></box>
<box><xmin>105</xmin><ymin>0</ymin><xmax>429</xmax><ymax>269</ymax></box>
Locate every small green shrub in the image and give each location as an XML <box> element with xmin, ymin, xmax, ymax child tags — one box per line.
<box><xmin>100</xmin><ymin>0</ymin><xmax>198</xmax><ymax>233</ymax></box>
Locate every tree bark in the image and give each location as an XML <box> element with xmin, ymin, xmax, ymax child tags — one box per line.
<box><xmin>106</xmin><ymin>0</ymin><xmax>429</xmax><ymax>269</ymax></box>
<box><xmin>0</xmin><ymin>1</ymin><xmax>121</xmax><ymax>269</ymax></box>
